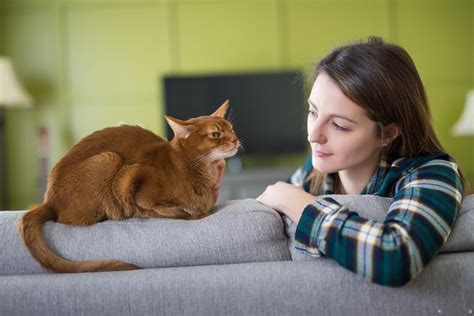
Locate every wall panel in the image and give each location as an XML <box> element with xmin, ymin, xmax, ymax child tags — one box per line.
<box><xmin>0</xmin><ymin>7</ymin><xmax>4</xmax><ymax>54</ymax></box>
<box><xmin>286</xmin><ymin>0</ymin><xmax>391</xmax><ymax>68</ymax></box>
<box><xmin>396</xmin><ymin>0</ymin><xmax>472</xmax><ymax>84</ymax></box>
<box><xmin>396</xmin><ymin>0</ymin><xmax>474</xmax><ymax>186</ymax></box>
<box><xmin>177</xmin><ymin>1</ymin><xmax>281</xmax><ymax>72</ymax></box>
<box><xmin>64</xmin><ymin>3</ymin><xmax>172</xmax><ymax>139</ymax></box>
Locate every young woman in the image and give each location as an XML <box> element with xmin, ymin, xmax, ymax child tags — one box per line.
<box><xmin>254</xmin><ymin>37</ymin><xmax>469</xmax><ymax>287</ymax></box>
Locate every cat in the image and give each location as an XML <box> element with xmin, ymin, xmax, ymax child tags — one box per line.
<box><xmin>17</xmin><ymin>100</ymin><xmax>239</xmax><ymax>273</ymax></box>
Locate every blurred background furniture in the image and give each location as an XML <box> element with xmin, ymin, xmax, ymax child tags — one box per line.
<box><xmin>452</xmin><ymin>90</ymin><xmax>474</xmax><ymax>137</ymax></box>
<box><xmin>0</xmin><ymin>57</ymin><xmax>32</xmax><ymax>209</ymax></box>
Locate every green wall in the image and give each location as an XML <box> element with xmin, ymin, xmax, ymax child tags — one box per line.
<box><xmin>394</xmin><ymin>0</ymin><xmax>474</xmax><ymax>192</ymax></box>
<box><xmin>0</xmin><ymin>1</ymin><xmax>4</xmax><ymax>54</ymax></box>
<box><xmin>0</xmin><ymin>0</ymin><xmax>473</xmax><ymax>209</ymax></box>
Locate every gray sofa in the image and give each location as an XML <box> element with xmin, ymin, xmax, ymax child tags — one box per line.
<box><xmin>1</xmin><ymin>195</ymin><xmax>473</xmax><ymax>315</ymax></box>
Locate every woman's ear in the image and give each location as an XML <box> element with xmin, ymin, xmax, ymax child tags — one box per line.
<box><xmin>381</xmin><ymin>123</ymin><xmax>401</xmax><ymax>147</ymax></box>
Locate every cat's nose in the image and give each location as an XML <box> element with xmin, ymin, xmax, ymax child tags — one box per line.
<box><xmin>226</xmin><ymin>132</ymin><xmax>239</xmax><ymax>146</ymax></box>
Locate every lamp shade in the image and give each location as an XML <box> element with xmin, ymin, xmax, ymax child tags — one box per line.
<box><xmin>0</xmin><ymin>57</ymin><xmax>33</xmax><ymax>108</ymax></box>
<box><xmin>452</xmin><ymin>90</ymin><xmax>474</xmax><ymax>136</ymax></box>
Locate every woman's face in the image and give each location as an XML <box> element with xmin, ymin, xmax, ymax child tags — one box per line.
<box><xmin>307</xmin><ymin>73</ymin><xmax>384</xmax><ymax>175</ymax></box>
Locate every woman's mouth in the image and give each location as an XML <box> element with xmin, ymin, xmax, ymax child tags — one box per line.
<box><xmin>314</xmin><ymin>150</ymin><xmax>332</xmax><ymax>158</ymax></box>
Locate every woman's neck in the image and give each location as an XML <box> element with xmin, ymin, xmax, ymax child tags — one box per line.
<box><xmin>336</xmin><ymin>154</ymin><xmax>381</xmax><ymax>195</ymax></box>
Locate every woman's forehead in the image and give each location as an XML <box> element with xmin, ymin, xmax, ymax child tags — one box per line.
<box><xmin>310</xmin><ymin>74</ymin><xmax>370</xmax><ymax>121</ymax></box>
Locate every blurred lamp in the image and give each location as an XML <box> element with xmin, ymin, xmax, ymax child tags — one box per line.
<box><xmin>0</xmin><ymin>57</ymin><xmax>33</xmax><ymax>209</ymax></box>
<box><xmin>452</xmin><ymin>90</ymin><xmax>474</xmax><ymax>136</ymax></box>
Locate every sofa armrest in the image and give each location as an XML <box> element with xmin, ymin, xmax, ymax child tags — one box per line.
<box><xmin>0</xmin><ymin>199</ymin><xmax>291</xmax><ymax>276</ymax></box>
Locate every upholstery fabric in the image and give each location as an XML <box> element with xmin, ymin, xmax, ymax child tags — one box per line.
<box><xmin>0</xmin><ymin>199</ymin><xmax>290</xmax><ymax>276</ymax></box>
<box><xmin>1</xmin><ymin>254</ymin><xmax>473</xmax><ymax>315</ymax></box>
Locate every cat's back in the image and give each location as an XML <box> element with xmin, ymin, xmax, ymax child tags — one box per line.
<box><xmin>58</xmin><ymin>125</ymin><xmax>168</xmax><ymax>166</ymax></box>
<box><xmin>97</xmin><ymin>125</ymin><xmax>163</xmax><ymax>148</ymax></box>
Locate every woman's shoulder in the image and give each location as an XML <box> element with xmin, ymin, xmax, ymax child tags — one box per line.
<box><xmin>388</xmin><ymin>152</ymin><xmax>462</xmax><ymax>194</ymax></box>
<box><xmin>373</xmin><ymin>152</ymin><xmax>463</xmax><ymax>198</ymax></box>
<box><xmin>390</xmin><ymin>152</ymin><xmax>458</xmax><ymax>175</ymax></box>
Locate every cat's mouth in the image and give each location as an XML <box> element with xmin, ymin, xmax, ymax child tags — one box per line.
<box><xmin>210</xmin><ymin>145</ymin><xmax>239</xmax><ymax>162</ymax></box>
<box><xmin>225</xmin><ymin>147</ymin><xmax>239</xmax><ymax>158</ymax></box>
<box><xmin>214</xmin><ymin>147</ymin><xmax>238</xmax><ymax>160</ymax></box>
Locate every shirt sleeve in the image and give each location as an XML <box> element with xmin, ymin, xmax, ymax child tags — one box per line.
<box><xmin>294</xmin><ymin>159</ymin><xmax>463</xmax><ymax>287</ymax></box>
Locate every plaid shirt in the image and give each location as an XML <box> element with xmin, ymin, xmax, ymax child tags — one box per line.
<box><xmin>289</xmin><ymin>152</ymin><xmax>463</xmax><ymax>287</ymax></box>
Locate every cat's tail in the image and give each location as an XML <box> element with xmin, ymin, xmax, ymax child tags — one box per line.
<box><xmin>17</xmin><ymin>204</ymin><xmax>138</xmax><ymax>273</ymax></box>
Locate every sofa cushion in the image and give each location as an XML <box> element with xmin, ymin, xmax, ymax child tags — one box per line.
<box><xmin>0</xmin><ymin>199</ymin><xmax>291</xmax><ymax>276</ymax></box>
<box><xmin>284</xmin><ymin>194</ymin><xmax>474</xmax><ymax>260</ymax></box>
<box><xmin>2</xmin><ymin>255</ymin><xmax>473</xmax><ymax>315</ymax></box>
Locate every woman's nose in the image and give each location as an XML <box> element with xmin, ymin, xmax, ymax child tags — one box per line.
<box><xmin>307</xmin><ymin>120</ymin><xmax>327</xmax><ymax>144</ymax></box>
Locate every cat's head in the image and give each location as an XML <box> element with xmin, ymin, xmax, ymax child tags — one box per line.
<box><xmin>164</xmin><ymin>100</ymin><xmax>240</xmax><ymax>163</ymax></box>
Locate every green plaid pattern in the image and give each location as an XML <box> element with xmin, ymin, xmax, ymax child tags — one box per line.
<box><xmin>291</xmin><ymin>153</ymin><xmax>463</xmax><ymax>287</ymax></box>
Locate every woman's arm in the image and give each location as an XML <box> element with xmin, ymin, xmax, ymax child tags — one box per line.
<box><xmin>257</xmin><ymin>182</ymin><xmax>316</xmax><ymax>223</ymax></box>
<box><xmin>211</xmin><ymin>159</ymin><xmax>226</xmax><ymax>203</ymax></box>
<box><xmin>294</xmin><ymin>159</ymin><xmax>462</xmax><ymax>287</ymax></box>
<box><xmin>258</xmin><ymin>159</ymin><xmax>463</xmax><ymax>287</ymax></box>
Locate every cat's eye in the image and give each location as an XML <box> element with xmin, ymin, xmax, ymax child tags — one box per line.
<box><xmin>210</xmin><ymin>132</ymin><xmax>221</xmax><ymax>138</ymax></box>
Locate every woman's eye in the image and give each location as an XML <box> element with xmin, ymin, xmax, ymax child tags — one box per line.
<box><xmin>211</xmin><ymin>132</ymin><xmax>221</xmax><ymax>138</ymax></box>
<box><xmin>332</xmin><ymin>122</ymin><xmax>349</xmax><ymax>132</ymax></box>
<box><xmin>307</xmin><ymin>109</ymin><xmax>318</xmax><ymax>117</ymax></box>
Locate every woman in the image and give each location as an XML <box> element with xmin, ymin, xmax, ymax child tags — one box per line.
<box><xmin>254</xmin><ymin>37</ymin><xmax>469</xmax><ymax>287</ymax></box>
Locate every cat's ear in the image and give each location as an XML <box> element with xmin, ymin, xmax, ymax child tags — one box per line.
<box><xmin>164</xmin><ymin>116</ymin><xmax>195</xmax><ymax>139</ymax></box>
<box><xmin>211</xmin><ymin>100</ymin><xmax>229</xmax><ymax>118</ymax></box>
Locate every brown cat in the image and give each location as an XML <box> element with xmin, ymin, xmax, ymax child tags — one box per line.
<box><xmin>17</xmin><ymin>100</ymin><xmax>239</xmax><ymax>273</ymax></box>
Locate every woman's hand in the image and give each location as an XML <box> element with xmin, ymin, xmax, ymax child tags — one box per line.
<box><xmin>211</xmin><ymin>159</ymin><xmax>226</xmax><ymax>203</ymax></box>
<box><xmin>256</xmin><ymin>182</ymin><xmax>317</xmax><ymax>223</ymax></box>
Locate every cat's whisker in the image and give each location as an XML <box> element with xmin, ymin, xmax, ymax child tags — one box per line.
<box><xmin>227</xmin><ymin>117</ymin><xmax>236</xmax><ymax>127</ymax></box>
<box><xmin>237</xmin><ymin>139</ymin><xmax>245</xmax><ymax>149</ymax></box>
<box><xmin>226</xmin><ymin>107</ymin><xmax>235</xmax><ymax>124</ymax></box>
<box><xmin>193</xmin><ymin>144</ymin><xmax>240</xmax><ymax>164</ymax></box>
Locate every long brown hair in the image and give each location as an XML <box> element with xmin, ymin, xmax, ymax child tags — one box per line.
<box><xmin>308</xmin><ymin>37</ymin><xmax>470</xmax><ymax>195</ymax></box>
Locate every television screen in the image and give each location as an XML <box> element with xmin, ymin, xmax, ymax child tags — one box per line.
<box><xmin>162</xmin><ymin>71</ymin><xmax>307</xmax><ymax>156</ymax></box>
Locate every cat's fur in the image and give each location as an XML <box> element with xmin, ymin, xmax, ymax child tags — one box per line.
<box><xmin>17</xmin><ymin>101</ymin><xmax>239</xmax><ymax>273</ymax></box>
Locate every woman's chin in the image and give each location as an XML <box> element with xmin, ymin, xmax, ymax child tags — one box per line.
<box><xmin>312</xmin><ymin>160</ymin><xmax>339</xmax><ymax>174</ymax></box>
